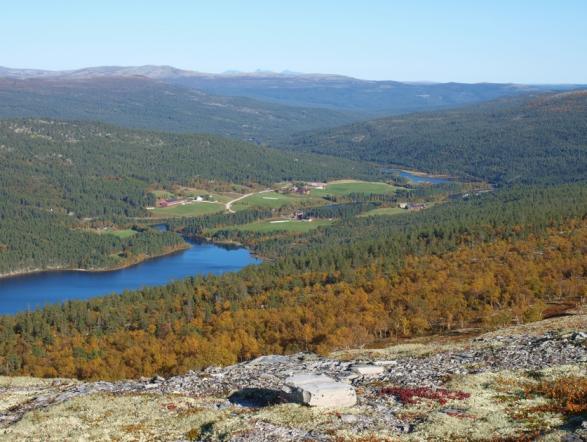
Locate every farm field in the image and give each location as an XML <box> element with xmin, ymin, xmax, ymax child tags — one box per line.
<box><xmin>310</xmin><ymin>180</ymin><xmax>399</xmax><ymax>197</ymax></box>
<box><xmin>213</xmin><ymin>218</ymin><xmax>333</xmax><ymax>234</ymax></box>
<box><xmin>151</xmin><ymin>202</ymin><xmax>225</xmax><ymax>218</ymax></box>
<box><xmin>232</xmin><ymin>191</ymin><xmax>321</xmax><ymax>211</ymax></box>
<box><xmin>149</xmin><ymin>180</ymin><xmax>404</xmax><ymax>219</ymax></box>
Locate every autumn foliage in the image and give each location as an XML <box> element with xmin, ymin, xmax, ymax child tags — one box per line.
<box><xmin>524</xmin><ymin>376</ymin><xmax>587</xmax><ymax>414</ymax></box>
<box><xmin>0</xmin><ymin>218</ymin><xmax>585</xmax><ymax>380</ymax></box>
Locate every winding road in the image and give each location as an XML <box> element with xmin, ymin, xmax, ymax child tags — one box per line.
<box><xmin>225</xmin><ymin>189</ymin><xmax>273</xmax><ymax>213</ymax></box>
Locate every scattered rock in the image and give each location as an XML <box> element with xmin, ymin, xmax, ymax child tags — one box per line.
<box><xmin>339</xmin><ymin>414</ymin><xmax>359</xmax><ymax>424</ymax></box>
<box><xmin>572</xmin><ymin>331</ymin><xmax>587</xmax><ymax>343</ymax></box>
<box><xmin>375</xmin><ymin>360</ymin><xmax>398</xmax><ymax>366</ymax></box>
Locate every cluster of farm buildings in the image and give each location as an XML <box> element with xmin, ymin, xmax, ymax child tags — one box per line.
<box><xmin>158</xmin><ymin>195</ymin><xmax>205</xmax><ymax>208</ymax></box>
<box><xmin>398</xmin><ymin>202</ymin><xmax>426</xmax><ymax>211</ymax></box>
<box><xmin>285</xmin><ymin>182</ymin><xmax>326</xmax><ymax>195</ymax></box>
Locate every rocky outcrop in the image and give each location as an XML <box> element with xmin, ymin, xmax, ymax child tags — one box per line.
<box><xmin>0</xmin><ymin>314</ymin><xmax>585</xmax><ymax>441</ymax></box>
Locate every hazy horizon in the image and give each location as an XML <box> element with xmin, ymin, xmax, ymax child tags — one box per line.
<box><xmin>2</xmin><ymin>1</ymin><xmax>586</xmax><ymax>84</ymax></box>
<box><xmin>1</xmin><ymin>63</ymin><xmax>585</xmax><ymax>86</ymax></box>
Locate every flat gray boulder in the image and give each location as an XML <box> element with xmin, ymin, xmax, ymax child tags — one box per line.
<box><xmin>285</xmin><ymin>374</ymin><xmax>356</xmax><ymax>408</ymax></box>
<box><xmin>352</xmin><ymin>364</ymin><xmax>385</xmax><ymax>376</ymax></box>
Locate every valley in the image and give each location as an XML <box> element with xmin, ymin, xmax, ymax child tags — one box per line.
<box><xmin>2</xmin><ymin>2</ymin><xmax>587</xmax><ymax>440</ymax></box>
<box><xmin>0</xmin><ymin>65</ymin><xmax>585</xmax><ymax>442</ymax></box>
<box><xmin>0</xmin><ymin>171</ymin><xmax>457</xmax><ymax>310</ymax></box>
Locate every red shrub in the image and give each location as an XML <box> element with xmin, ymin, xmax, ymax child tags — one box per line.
<box><xmin>379</xmin><ymin>386</ymin><xmax>470</xmax><ymax>405</ymax></box>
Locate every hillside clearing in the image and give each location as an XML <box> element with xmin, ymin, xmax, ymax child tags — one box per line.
<box><xmin>212</xmin><ymin>219</ymin><xmax>333</xmax><ymax>234</ymax></box>
<box><xmin>359</xmin><ymin>206</ymin><xmax>406</xmax><ymax>217</ymax></box>
<box><xmin>151</xmin><ymin>202</ymin><xmax>225</xmax><ymax>218</ymax></box>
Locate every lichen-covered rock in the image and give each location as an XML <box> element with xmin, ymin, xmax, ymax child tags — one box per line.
<box><xmin>285</xmin><ymin>374</ymin><xmax>357</xmax><ymax>407</ymax></box>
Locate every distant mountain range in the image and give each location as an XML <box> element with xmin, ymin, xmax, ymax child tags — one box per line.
<box><xmin>0</xmin><ymin>65</ymin><xmax>353</xmax><ymax>80</ymax></box>
<box><xmin>1</xmin><ymin>65</ymin><xmax>581</xmax><ymax>118</ymax></box>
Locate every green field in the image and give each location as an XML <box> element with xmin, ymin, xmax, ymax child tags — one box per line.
<box><xmin>214</xmin><ymin>219</ymin><xmax>333</xmax><ymax>233</ymax></box>
<box><xmin>102</xmin><ymin>228</ymin><xmax>138</xmax><ymax>238</ymax></box>
<box><xmin>232</xmin><ymin>191</ymin><xmax>320</xmax><ymax>211</ymax></box>
<box><xmin>359</xmin><ymin>207</ymin><xmax>406</xmax><ymax>217</ymax></box>
<box><xmin>151</xmin><ymin>202</ymin><xmax>225</xmax><ymax>218</ymax></box>
<box><xmin>310</xmin><ymin>180</ymin><xmax>398</xmax><ymax>197</ymax></box>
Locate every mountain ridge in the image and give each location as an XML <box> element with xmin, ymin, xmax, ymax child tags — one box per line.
<box><xmin>1</xmin><ymin>64</ymin><xmax>582</xmax><ymax>116</ymax></box>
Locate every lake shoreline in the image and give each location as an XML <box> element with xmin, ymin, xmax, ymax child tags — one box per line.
<box><xmin>0</xmin><ymin>242</ymin><xmax>191</xmax><ymax>280</ymax></box>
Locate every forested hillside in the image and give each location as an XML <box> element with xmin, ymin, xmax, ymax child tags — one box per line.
<box><xmin>0</xmin><ymin>204</ymin><xmax>185</xmax><ymax>276</ymax></box>
<box><xmin>0</xmin><ymin>119</ymin><xmax>374</xmax><ymax>274</ymax></box>
<box><xmin>1</xmin><ymin>184</ymin><xmax>586</xmax><ymax>379</ymax></box>
<box><xmin>0</xmin><ymin>77</ymin><xmax>360</xmax><ymax>142</ymax></box>
<box><xmin>0</xmin><ymin>119</ymin><xmax>373</xmax><ymax>217</ymax></box>
<box><xmin>285</xmin><ymin>90</ymin><xmax>587</xmax><ymax>184</ymax></box>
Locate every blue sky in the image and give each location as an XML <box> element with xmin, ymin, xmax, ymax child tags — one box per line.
<box><xmin>2</xmin><ymin>1</ymin><xmax>586</xmax><ymax>83</ymax></box>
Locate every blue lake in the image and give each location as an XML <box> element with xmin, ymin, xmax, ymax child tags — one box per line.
<box><xmin>385</xmin><ymin>169</ymin><xmax>451</xmax><ymax>184</ymax></box>
<box><xmin>0</xmin><ymin>240</ymin><xmax>260</xmax><ymax>315</ymax></box>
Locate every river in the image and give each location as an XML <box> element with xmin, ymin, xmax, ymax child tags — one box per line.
<box><xmin>0</xmin><ymin>240</ymin><xmax>260</xmax><ymax>315</ymax></box>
